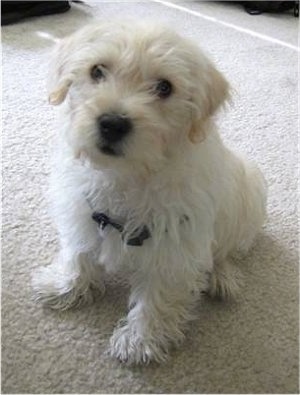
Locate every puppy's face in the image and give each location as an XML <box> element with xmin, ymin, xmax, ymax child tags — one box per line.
<box><xmin>49</xmin><ymin>22</ymin><xmax>229</xmax><ymax>174</ymax></box>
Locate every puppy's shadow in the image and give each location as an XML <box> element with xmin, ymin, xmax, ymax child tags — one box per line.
<box><xmin>38</xmin><ymin>229</ymin><xmax>297</xmax><ymax>381</ymax></box>
<box><xmin>2</xmin><ymin>3</ymin><xmax>94</xmax><ymax>51</ymax></box>
<box><xmin>57</xmin><ymin>228</ymin><xmax>295</xmax><ymax>325</ymax></box>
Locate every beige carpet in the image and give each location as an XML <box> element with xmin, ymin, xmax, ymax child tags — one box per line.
<box><xmin>2</xmin><ymin>1</ymin><xmax>299</xmax><ymax>393</ymax></box>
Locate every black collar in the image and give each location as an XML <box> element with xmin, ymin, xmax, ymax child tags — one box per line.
<box><xmin>92</xmin><ymin>212</ymin><xmax>151</xmax><ymax>246</ymax></box>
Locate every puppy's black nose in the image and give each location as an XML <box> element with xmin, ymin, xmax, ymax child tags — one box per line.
<box><xmin>98</xmin><ymin>113</ymin><xmax>132</xmax><ymax>143</ymax></box>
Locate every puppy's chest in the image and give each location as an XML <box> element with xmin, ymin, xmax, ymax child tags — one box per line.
<box><xmin>86</xmin><ymin>183</ymin><xmax>158</xmax><ymax>227</ymax></box>
<box><xmin>85</xmin><ymin>177</ymin><xmax>192</xmax><ymax>234</ymax></box>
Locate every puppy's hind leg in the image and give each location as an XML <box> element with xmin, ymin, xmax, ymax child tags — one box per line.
<box><xmin>32</xmin><ymin>248</ymin><xmax>105</xmax><ymax>310</ymax></box>
<box><xmin>208</xmin><ymin>163</ymin><xmax>266</xmax><ymax>301</ymax></box>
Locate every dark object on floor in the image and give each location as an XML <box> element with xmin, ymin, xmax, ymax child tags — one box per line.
<box><xmin>242</xmin><ymin>1</ymin><xmax>299</xmax><ymax>16</ymax></box>
<box><xmin>1</xmin><ymin>1</ymin><xmax>71</xmax><ymax>25</ymax></box>
<box><xmin>294</xmin><ymin>1</ymin><xmax>299</xmax><ymax>16</ymax></box>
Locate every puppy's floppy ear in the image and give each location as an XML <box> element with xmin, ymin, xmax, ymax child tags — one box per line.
<box><xmin>47</xmin><ymin>37</ymin><xmax>74</xmax><ymax>105</ymax></box>
<box><xmin>189</xmin><ymin>58</ymin><xmax>230</xmax><ymax>143</ymax></box>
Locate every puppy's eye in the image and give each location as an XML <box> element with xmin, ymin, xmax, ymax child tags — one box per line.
<box><xmin>90</xmin><ymin>65</ymin><xmax>105</xmax><ymax>81</ymax></box>
<box><xmin>155</xmin><ymin>79</ymin><xmax>173</xmax><ymax>99</ymax></box>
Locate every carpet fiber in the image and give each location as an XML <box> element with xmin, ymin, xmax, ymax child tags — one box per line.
<box><xmin>2</xmin><ymin>1</ymin><xmax>299</xmax><ymax>393</ymax></box>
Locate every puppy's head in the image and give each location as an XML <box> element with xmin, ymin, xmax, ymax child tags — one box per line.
<box><xmin>49</xmin><ymin>21</ymin><xmax>230</xmax><ymax>174</ymax></box>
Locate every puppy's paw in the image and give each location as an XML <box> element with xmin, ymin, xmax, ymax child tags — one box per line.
<box><xmin>208</xmin><ymin>260</ymin><xmax>243</xmax><ymax>300</ymax></box>
<box><xmin>109</xmin><ymin>323</ymin><xmax>168</xmax><ymax>365</ymax></box>
<box><xmin>31</xmin><ymin>265</ymin><xmax>105</xmax><ymax>310</ymax></box>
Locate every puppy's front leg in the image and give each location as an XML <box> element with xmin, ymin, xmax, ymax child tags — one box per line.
<box><xmin>32</xmin><ymin>184</ymin><xmax>105</xmax><ymax>310</ymax></box>
<box><xmin>110</xmin><ymin>239</ymin><xmax>212</xmax><ymax>364</ymax></box>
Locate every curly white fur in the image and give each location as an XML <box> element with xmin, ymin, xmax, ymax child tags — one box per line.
<box><xmin>32</xmin><ymin>20</ymin><xmax>267</xmax><ymax>364</ymax></box>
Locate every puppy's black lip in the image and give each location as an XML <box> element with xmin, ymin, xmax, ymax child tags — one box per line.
<box><xmin>101</xmin><ymin>145</ymin><xmax>118</xmax><ymax>156</ymax></box>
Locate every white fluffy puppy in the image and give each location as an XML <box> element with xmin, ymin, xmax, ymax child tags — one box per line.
<box><xmin>32</xmin><ymin>21</ymin><xmax>267</xmax><ymax>364</ymax></box>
